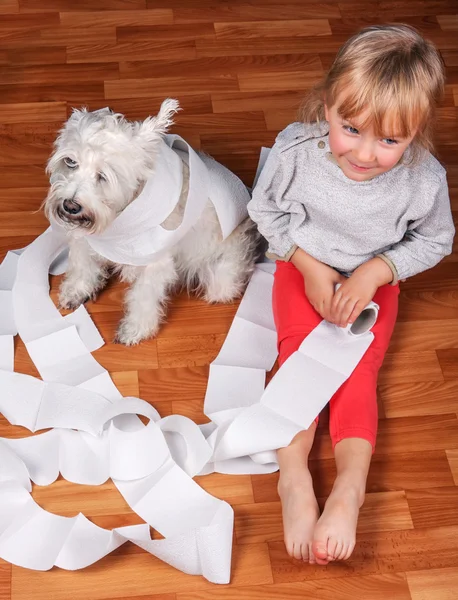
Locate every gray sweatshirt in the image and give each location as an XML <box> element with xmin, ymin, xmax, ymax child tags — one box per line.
<box><xmin>248</xmin><ymin>121</ymin><xmax>455</xmax><ymax>280</ymax></box>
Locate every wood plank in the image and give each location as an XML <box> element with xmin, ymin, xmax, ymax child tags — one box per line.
<box><xmin>437</xmin><ymin>14</ymin><xmax>458</xmax><ymax>30</ymax></box>
<box><xmin>104</xmin><ymin>75</ymin><xmax>239</xmax><ymax>99</ymax></box>
<box><xmin>0</xmin><ymin>188</ymin><xmax>48</xmax><ymax>212</ymax></box>
<box><xmin>0</xmin><ymin>166</ymin><xmax>47</xmax><ymax>188</ymax></box>
<box><xmin>171</xmin><ymin>112</ymin><xmax>267</xmax><ymax>136</ymax></box>
<box><xmin>111</xmin><ymin>370</ymin><xmax>139</xmax><ymax>398</ymax></box>
<box><xmin>10</xmin><ymin>543</ymin><xmax>273</xmax><ymax>599</ymax></box>
<box><xmin>0</xmin><ymin>560</ymin><xmax>11</xmax><ymax>600</ymax></box>
<box><xmin>214</xmin><ymin>20</ymin><xmax>332</xmax><ymax>40</ymax></box>
<box><xmin>118</xmin><ymin>54</ymin><xmax>322</xmax><ymax>79</ymax></box>
<box><xmin>67</xmin><ymin>40</ymin><xmax>197</xmax><ymax>63</ymax></box>
<box><xmin>378</xmin><ymin>381</ymin><xmax>458</xmax><ymax>418</ymax></box>
<box><xmin>269</xmin><ymin>526</ymin><xmax>458</xmax><ymax>583</ymax></box>
<box><xmin>407</xmin><ymin>566</ymin><xmax>458</xmax><ymax>600</ymax></box>
<box><xmin>446</xmin><ymin>450</ymin><xmax>458</xmax><ymax>485</ymax></box>
<box><xmin>378</xmin><ymin>351</ymin><xmax>444</xmax><ymax>385</ymax></box>
<box><xmin>156</xmin><ymin>333</ymin><xmax>226</xmax><ymax>368</ymax></box>
<box><xmin>0</xmin><ymin>213</ymin><xmax>47</xmax><ymax>236</ymax></box>
<box><xmin>0</xmin><ymin>63</ymin><xmax>119</xmax><ymax>85</ymax></box>
<box><xmin>238</xmin><ymin>70</ymin><xmax>323</xmax><ymax>93</ymax></box>
<box><xmin>5</xmin><ymin>46</ymin><xmax>66</xmax><ymax>66</ymax></box>
<box><xmin>0</xmin><ymin>135</ymin><xmax>52</xmax><ymax>166</ymax></box>
<box><xmin>176</xmin><ymin>573</ymin><xmax>411</xmax><ymax>600</ymax></box>
<box><xmin>397</xmin><ymin>290</ymin><xmax>458</xmax><ymax>321</ymax></box>
<box><xmin>195</xmin><ymin>473</ymin><xmax>255</xmax><ymax>505</ymax></box>
<box><xmin>375</xmin><ymin>414</ymin><xmax>458</xmax><ymax>455</ymax></box>
<box><xmin>389</xmin><ymin>320</ymin><xmax>458</xmax><ymax>353</ymax></box>
<box><xmin>406</xmin><ymin>486</ymin><xmax>458</xmax><ymax>528</ymax></box>
<box><xmin>38</xmin><ymin>26</ymin><xmax>117</xmax><ymax>46</ymax></box>
<box><xmin>32</xmin><ymin>479</ymin><xmax>137</xmax><ymax>519</ymax></box>
<box><xmin>0</xmin><ymin>13</ymin><xmax>59</xmax><ymax>30</ymax></box>
<box><xmin>0</xmin><ymin>83</ymin><xmax>105</xmax><ymax>105</ymax></box>
<box><xmin>211</xmin><ymin>90</ymin><xmax>304</xmax><ymax>114</ymax></box>
<box><xmin>196</xmin><ymin>35</ymin><xmax>349</xmax><ymax>58</ymax></box>
<box><xmin>138</xmin><ymin>366</ymin><xmax>209</xmax><ymax>404</ymax></box>
<box><xmin>60</xmin><ymin>9</ymin><xmax>173</xmax><ymax>27</ymax></box>
<box><xmin>19</xmin><ymin>0</ymin><xmax>147</xmax><ymax>10</ymax></box>
<box><xmin>117</xmin><ymin>23</ymin><xmax>215</xmax><ymax>43</ymax></box>
<box><xmin>436</xmin><ymin>348</ymin><xmax>458</xmax><ymax>379</ymax></box>
<box><xmin>173</xmin><ymin>4</ymin><xmax>342</xmax><ymax>24</ymax></box>
<box><xmin>93</xmin><ymin>338</ymin><xmax>159</xmax><ymax>371</ymax></box>
<box><xmin>0</xmin><ymin>0</ymin><xmax>18</xmax><ymax>14</ymax></box>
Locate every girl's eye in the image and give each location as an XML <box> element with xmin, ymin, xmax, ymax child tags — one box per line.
<box><xmin>343</xmin><ymin>125</ymin><xmax>359</xmax><ymax>135</ymax></box>
<box><xmin>382</xmin><ymin>138</ymin><xmax>398</xmax><ymax>146</ymax></box>
<box><xmin>64</xmin><ymin>157</ymin><xmax>78</xmax><ymax>169</ymax></box>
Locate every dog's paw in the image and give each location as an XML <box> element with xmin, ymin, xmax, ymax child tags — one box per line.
<box><xmin>114</xmin><ymin>316</ymin><xmax>158</xmax><ymax>346</ymax></box>
<box><xmin>58</xmin><ymin>286</ymin><xmax>91</xmax><ymax>310</ymax></box>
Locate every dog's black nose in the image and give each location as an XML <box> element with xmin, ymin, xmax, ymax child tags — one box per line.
<box><xmin>63</xmin><ymin>199</ymin><xmax>82</xmax><ymax>215</ymax></box>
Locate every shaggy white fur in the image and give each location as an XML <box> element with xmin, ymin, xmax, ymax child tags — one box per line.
<box><xmin>44</xmin><ymin>100</ymin><xmax>259</xmax><ymax>345</ymax></box>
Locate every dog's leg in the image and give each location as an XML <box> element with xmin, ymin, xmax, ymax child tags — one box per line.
<box><xmin>115</xmin><ymin>255</ymin><xmax>178</xmax><ymax>345</ymax></box>
<box><xmin>199</xmin><ymin>219</ymin><xmax>258</xmax><ymax>303</ymax></box>
<box><xmin>59</xmin><ymin>238</ymin><xmax>109</xmax><ymax>309</ymax></box>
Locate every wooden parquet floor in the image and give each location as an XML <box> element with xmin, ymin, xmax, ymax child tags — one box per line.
<box><xmin>1</xmin><ymin>1</ymin><xmax>458</xmax><ymax>599</ymax></box>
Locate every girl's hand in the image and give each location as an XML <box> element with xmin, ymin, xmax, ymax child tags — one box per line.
<box><xmin>291</xmin><ymin>248</ymin><xmax>345</xmax><ymax>322</ymax></box>
<box><xmin>331</xmin><ymin>258</ymin><xmax>393</xmax><ymax>327</ymax></box>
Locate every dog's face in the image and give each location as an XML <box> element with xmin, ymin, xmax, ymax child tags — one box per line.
<box><xmin>44</xmin><ymin>99</ymin><xmax>180</xmax><ymax>235</ymax></box>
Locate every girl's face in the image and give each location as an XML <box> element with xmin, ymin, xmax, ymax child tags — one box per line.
<box><xmin>324</xmin><ymin>102</ymin><xmax>417</xmax><ymax>182</ymax></box>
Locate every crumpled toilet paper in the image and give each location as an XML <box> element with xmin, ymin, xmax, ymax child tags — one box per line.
<box><xmin>0</xmin><ymin>142</ymin><xmax>380</xmax><ymax>583</ymax></box>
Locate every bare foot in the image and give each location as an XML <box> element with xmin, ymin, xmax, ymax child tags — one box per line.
<box><xmin>278</xmin><ymin>468</ymin><xmax>320</xmax><ymax>563</ymax></box>
<box><xmin>312</xmin><ymin>481</ymin><xmax>363</xmax><ymax>564</ymax></box>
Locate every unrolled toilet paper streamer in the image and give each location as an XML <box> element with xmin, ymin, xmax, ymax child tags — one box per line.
<box><xmin>0</xmin><ymin>143</ymin><xmax>379</xmax><ymax>582</ymax></box>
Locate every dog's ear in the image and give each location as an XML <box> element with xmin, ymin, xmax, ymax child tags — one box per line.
<box><xmin>134</xmin><ymin>98</ymin><xmax>181</xmax><ymax>151</ymax></box>
<box><xmin>66</xmin><ymin>106</ymin><xmax>88</xmax><ymax>125</ymax></box>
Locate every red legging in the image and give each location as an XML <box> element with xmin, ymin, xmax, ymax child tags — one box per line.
<box><xmin>272</xmin><ymin>261</ymin><xmax>399</xmax><ymax>450</ymax></box>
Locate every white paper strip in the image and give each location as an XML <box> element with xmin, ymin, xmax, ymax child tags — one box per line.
<box><xmin>0</xmin><ymin>142</ymin><xmax>379</xmax><ymax>583</ymax></box>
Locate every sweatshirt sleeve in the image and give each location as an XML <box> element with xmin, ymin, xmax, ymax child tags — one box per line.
<box><xmin>247</xmin><ymin>146</ymin><xmax>299</xmax><ymax>259</ymax></box>
<box><xmin>383</xmin><ymin>171</ymin><xmax>455</xmax><ymax>280</ymax></box>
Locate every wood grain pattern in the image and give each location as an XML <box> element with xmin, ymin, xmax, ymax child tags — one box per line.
<box><xmin>1</xmin><ymin>1</ymin><xmax>458</xmax><ymax>599</ymax></box>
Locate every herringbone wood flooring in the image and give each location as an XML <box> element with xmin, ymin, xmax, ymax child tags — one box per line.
<box><xmin>1</xmin><ymin>1</ymin><xmax>458</xmax><ymax>599</ymax></box>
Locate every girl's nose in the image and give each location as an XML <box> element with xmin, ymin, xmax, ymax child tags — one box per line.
<box><xmin>353</xmin><ymin>141</ymin><xmax>376</xmax><ymax>164</ymax></box>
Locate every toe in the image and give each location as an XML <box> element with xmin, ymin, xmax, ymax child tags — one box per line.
<box><xmin>326</xmin><ymin>537</ymin><xmax>338</xmax><ymax>561</ymax></box>
<box><xmin>285</xmin><ymin>540</ymin><xmax>295</xmax><ymax>559</ymax></box>
<box><xmin>343</xmin><ymin>540</ymin><xmax>355</xmax><ymax>561</ymax></box>
<box><xmin>301</xmin><ymin>543</ymin><xmax>310</xmax><ymax>562</ymax></box>
<box><xmin>312</xmin><ymin>538</ymin><xmax>329</xmax><ymax>561</ymax></box>
<box><xmin>333</xmin><ymin>540</ymin><xmax>343</xmax><ymax>561</ymax></box>
<box><xmin>292</xmin><ymin>542</ymin><xmax>302</xmax><ymax>561</ymax></box>
<box><xmin>308</xmin><ymin>543</ymin><xmax>316</xmax><ymax>564</ymax></box>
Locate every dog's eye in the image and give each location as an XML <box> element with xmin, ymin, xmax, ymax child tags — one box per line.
<box><xmin>98</xmin><ymin>172</ymin><xmax>107</xmax><ymax>183</ymax></box>
<box><xmin>64</xmin><ymin>157</ymin><xmax>78</xmax><ymax>169</ymax></box>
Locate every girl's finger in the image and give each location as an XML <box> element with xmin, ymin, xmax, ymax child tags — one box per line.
<box><xmin>340</xmin><ymin>297</ymin><xmax>358</xmax><ymax>326</ymax></box>
<box><xmin>335</xmin><ymin>295</ymin><xmax>353</xmax><ymax>327</ymax></box>
<box><xmin>348</xmin><ymin>300</ymin><xmax>365</xmax><ymax>324</ymax></box>
<box><xmin>331</xmin><ymin>287</ymin><xmax>343</xmax><ymax>312</ymax></box>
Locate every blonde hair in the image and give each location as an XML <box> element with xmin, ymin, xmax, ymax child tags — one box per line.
<box><xmin>300</xmin><ymin>24</ymin><xmax>445</xmax><ymax>161</ymax></box>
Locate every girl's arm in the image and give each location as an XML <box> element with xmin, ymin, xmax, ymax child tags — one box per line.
<box><xmin>331</xmin><ymin>172</ymin><xmax>455</xmax><ymax>328</ymax></box>
<box><xmin>383</xmin><ymin>172</ymin><xmax>455</xmax><ymax>280</ymax></box>
<box><xmin>247</xmin><ymin>147</ymin><xmax>300</xmax><ymax>259</ymax></box>
<box><xmin>248</xmin><ymin>148</ymin><xmax>345</xmax><ymax>323</ymax></box>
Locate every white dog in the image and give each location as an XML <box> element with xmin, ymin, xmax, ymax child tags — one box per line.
<box><xmin>44</xmin><ymin>100</ymin><xmax>259</xmax><ymax>345</ymax></box>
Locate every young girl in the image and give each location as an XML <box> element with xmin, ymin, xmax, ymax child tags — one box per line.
<box><xmin>248</xmin><ymin>24</ymin><xmax>455</xmax><ymax>566</ymax></box>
